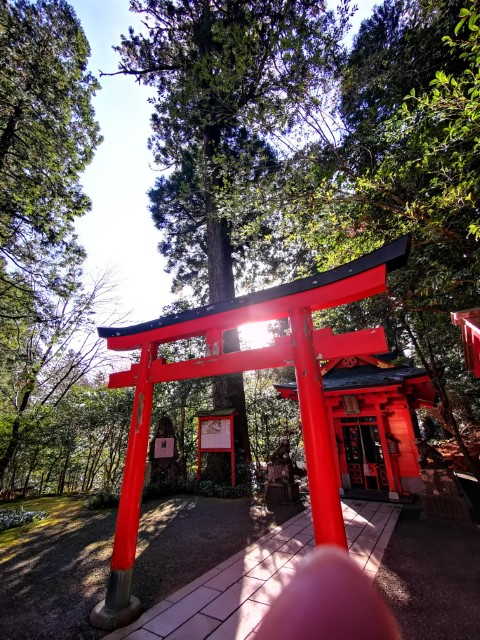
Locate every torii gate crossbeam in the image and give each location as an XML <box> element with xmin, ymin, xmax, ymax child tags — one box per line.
<box><xmin>90</xmin><ymin>235</ymin><xmax>410</xmax><ymax>630</ymax></box>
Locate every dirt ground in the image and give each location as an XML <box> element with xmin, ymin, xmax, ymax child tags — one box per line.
<box><xmin>0</xmin><ymin>494</ymin><xmax>304</xmax><ymax>640</ymax></box>
<box><xmin>1</xmin><ymin>495</ymin><xmax>480</xmax><ymax>640</ymax></box>
<box><xmin>375</xmin><ymin>507</ymin><xmax>480</xmax><ymax>640</ymax></box>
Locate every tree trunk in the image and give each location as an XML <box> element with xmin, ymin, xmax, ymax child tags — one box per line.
<box><xmin>0</xmin><ymin>102</ymin><xmax>23</xmax><ymax>171</ymax></box>
<box><xmin>39</xmin><ymin>472</ymin><xmax>45</xmax><ymax>496</ymax></box>
<box><xmin>43</xmin><ymin>455</ymin><xmax>61</xmax><ymax>492</ymax></box>
<box><xmin>0</xmin><ymin>385</ymin><xmax>34</xmax><ymax>486</ymax></box>
<box><xmin>0</xmin><ymin>417</ymin><xmax>21</xmax><ymax>487</ymax></box>
<box><xmin>203</xmin><ymin>123</ymin><xmax>251</xmax><ymax>481</ymax></box>
<box><xmin>86</xmin><ymin>445</ymin><xmax>105</xmax><ymax>491</ymax></box>
<box><xmin>21</xmin><ymin>445</ymin><xmax>39</xmax><ymax>497</ymax></box>
<box><xmin>81</xmin><ymin>449</ymin><xmax>93</xmax><ymax>492</ymax></box>
<box><xmin>57</xmin><ymin>449</ymin><xmax>71</xmax><ymax>494</ymax></box>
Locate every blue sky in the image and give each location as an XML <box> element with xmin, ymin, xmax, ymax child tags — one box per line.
<box><xmin>70</xmin><ymin>0</ymin><xmax>378</xmax><ymax>326</ymax></box>
<box><xmin>71</xmin><ymin>0</ymin><xmax>171</xmax><ymax>325</ymax></box>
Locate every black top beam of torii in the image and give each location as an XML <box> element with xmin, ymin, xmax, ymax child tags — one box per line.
<box><xmin>98</xmin><ymin>235</ymin><xmax>411</xmax><ymax>339</ymax></box>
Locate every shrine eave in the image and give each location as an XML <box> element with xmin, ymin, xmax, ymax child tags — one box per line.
<box><xmin>98</xmin><ymin>235</ymin><xmax>410</xmax><ymax>340</ymax></box>
<box><xmin>274</xmin><ymin>365</ymin><xmax>431</xmax><ymax>396</ymax></box>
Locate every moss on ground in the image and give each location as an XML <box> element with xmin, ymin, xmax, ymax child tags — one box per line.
<box><xmin>0</xmin><ymin>495</ymin><xmax>89</xmax><ymax>555</ymax></box>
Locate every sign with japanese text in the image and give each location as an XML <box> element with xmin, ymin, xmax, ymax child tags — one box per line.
<box><xmin>200</xmin><ymin>419</ymin><xmax>231</xmax><ymax>449</ymax></box>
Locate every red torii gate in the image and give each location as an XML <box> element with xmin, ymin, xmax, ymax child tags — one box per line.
<box><xmin>90</xmin><ymin>236</ymin><xmax>410</xmax><ymax>630</ymax></box>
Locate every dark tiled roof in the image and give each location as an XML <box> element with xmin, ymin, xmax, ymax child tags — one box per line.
<box><xmin>196</xmin><ymin>408</ymin><xmax>236</xmax><ymax>417</ymax></box>
<box><xmin>323</xmin><ymin>363</ymin><xmax>428</xmax><ymax>391</ymax></box>
<box><xmin>276</xmin><ymin>362</ymin><xmax>428</xmax><ymax>394</ymax></box>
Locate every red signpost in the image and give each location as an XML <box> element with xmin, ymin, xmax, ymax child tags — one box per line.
<box><xmin>90</xmin><ymin>236</ymin><xmax>410</xmax><ymax>630</ymax></box>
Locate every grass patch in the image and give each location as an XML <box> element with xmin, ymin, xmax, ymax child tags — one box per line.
<box><xmin>0</xmin><ymin>495</ymin><xmax>89</xmax><ymax>554</ymax></box>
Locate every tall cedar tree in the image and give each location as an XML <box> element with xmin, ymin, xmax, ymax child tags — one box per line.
<box><xmin>115</xmin><ymin>0</ymin><xmax>348</xmax><ymax>479</ymax></box>
<box><xmin>148</xmin><ymin>133</ymin><xmax>279</xmax><ymax>300</ymax></box>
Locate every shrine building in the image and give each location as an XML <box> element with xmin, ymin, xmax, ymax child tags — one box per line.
<box><xmin>275</xmin><ymin>352</ymin><xmax>437</xmax><ymax>500</ymax></box>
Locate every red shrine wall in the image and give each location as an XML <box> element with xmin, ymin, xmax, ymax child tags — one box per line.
<box><xmin>324</xmin><ymin>386</ymin><xmax>422</xmax><ymax>497</ymax></box>
<box><xmin>384</xmin><ymin>404</ymin><xmax>422</xmax><ymax>493</ymax></box>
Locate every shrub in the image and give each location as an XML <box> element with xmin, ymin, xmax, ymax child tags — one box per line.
<box><xmin>87</xmin><ymin>478</ymin><xmax>255</xmax><ymax>510</ymax></box>
<box><xmin>0</xmin><ymin>507</ymin><xmax>47</xmax><ymax>532</ymax></box>
<box><xmin>143</xmin><ymin>477</ymin><xmax>254</xmax><ymax>501</ymax></box>
<box><xmin>86</xmin><ymin>486</ymin><xmax>120</xmax><ymax>510</ymax></box>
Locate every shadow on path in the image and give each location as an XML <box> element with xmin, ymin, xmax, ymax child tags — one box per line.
<box><xmin>375</xmin><ymin>509</ymin><xmax>480</xmax><ymax>640</ymax></box>
<box><xmin>0</xmin><ymin>494</ymin><xmax>304</xmax><ymax>640</ymax></box>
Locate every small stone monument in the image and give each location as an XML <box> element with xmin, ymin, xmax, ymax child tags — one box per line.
<box><xmin>265</xmin><ymin>437</ymin><xmax>300</xmax><ymax>503</ymax></box>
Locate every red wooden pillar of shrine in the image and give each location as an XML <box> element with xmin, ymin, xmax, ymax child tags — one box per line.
<box><xmin>90</xmin><ymin>341</ymin><xmax>158</xmax><ymax>629</ymax></box>
<box><xmin>289</xmin><ymin>307</ymin><xmax>348</xmax><ymax>549</ymax></box>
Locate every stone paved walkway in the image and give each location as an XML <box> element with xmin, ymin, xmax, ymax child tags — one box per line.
<box><xmin>104</xmin><ymin>499</ymin><xmax>402</xmax><ymax>640</ymax></box>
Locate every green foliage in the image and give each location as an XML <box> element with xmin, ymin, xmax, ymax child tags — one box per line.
<box><xmin>335</xmin><ymin>1</ymin><xmax>480</xmax><ymax>316</ymax></box>
<box><xmin>86</xmin><ymin>485</ymin><xmax>120</xmax><ymax>510</ymax></box>
<box><xmin>119</xmin><ymin>0</ymin><xmax>348</xmax><ymax>165</ymax></box>
<box><xmin>87</xmin><ymin>478</ymin><xmax>254</xmax><ymax>508</ymax></box>
<box><xmin>0</xmin><ymin>1</ymin><xmax>104</xmax><ymax>491</ymax></box>
<box><xmin>0</xmin><ymin>506</ymin><xmax>47</xmax><ymax>531</ymax></box>
<box><xmin>243</xmin><ymin>368</ymin><xmax>302</xmax><ymax>473</ymax></box>
<box><xmin>144</xmin><ymin>478</ymin><xmax>253</xmax><ymax>501</ymax></box>
<box><xmin>0</xmin><ymin>0</ymin><xmax>101</xmax><ymax>308</ymax></box>
<box><xmin>0</xmin><ymin>274</ymin><xmax>115</xmax><ymax>491</ymax></box>
<box><xmin>339</xmin><ymin>0</ymin><xmax>465</xmax><ymax>163</ymax></box>
<box><xmin>148</xmin><ymin>133</ymin><xmax>280</xmax><ymax>298</ymax></box>
<box><xmin>278</xmin><ymin>1</ymin><xmax>480</xmax><ymax>475</ymax></box>
<box><xmin>117</xmin><ymin>0</ymin><xmax>352</xmax><ymax>303</ymax></box>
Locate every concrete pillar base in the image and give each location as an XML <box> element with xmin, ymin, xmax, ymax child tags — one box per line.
<box><xmin>90</xmin><ymin>596</ymin><xmax>142</xmax><ymax>631</ymax></box>
<box><xmin>389</xmin><ymin>491</ymin><xmax>400</xmax><ymax>501</ymax></box>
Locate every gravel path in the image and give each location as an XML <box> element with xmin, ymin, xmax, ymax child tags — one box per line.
<box><xmin>0</xmin><ymin>495</ymin><xmax>304</xmax><ymax>640</ymax></box>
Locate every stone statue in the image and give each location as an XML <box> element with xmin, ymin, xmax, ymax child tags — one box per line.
<box><xmin>267</xmin><ymin>437</ymin><xmax>295</xmax><ymax>484</ymax></box>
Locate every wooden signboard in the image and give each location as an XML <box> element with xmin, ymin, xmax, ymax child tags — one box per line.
<box><xmin>200</xmin><ymin>418</ymin><xmax>231</xmax><ymax>449</ymax></box>
<box><xmin>197</xmin><ymin>410</ymin><xmax>236</xmax><ymax>487</ymax></box>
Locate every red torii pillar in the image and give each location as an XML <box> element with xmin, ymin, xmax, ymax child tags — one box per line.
<box><xmin>102</xmin><ymin>342</ymin><xmax>157</xmax><ymax>621</ymax></box>
<box><xmin>290</xmin><ymin>307</ymin><xmax>347</xmax><ymax>545</ymax></box>
<box><xmin>90</xmin><ymin>235</ymin><xmax>410</xmax><ymax>630</ymax></box>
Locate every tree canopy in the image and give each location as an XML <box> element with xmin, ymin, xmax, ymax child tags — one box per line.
<box><xmin>0</xmin><ymin>0</ymin><xmax>101</xmax><ymax>312</ymax></box>
<box><xmin>115</xmin><ymin>0</ymin><xmax>351</xmax><ymax>301</ymax></box>
<box><xmin>0</xmin><ymin>0</ymin><xmax>106</xmax><ymax>493</ymax></box>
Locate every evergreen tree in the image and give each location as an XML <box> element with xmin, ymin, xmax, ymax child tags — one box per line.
<box><xmin>0</xmin><ymin>0</ymin><xmax>101</xmax><ymax>316</ymax></box>
<box><xmin>115</xmin><ymin>0</ymin><xmax>350</xmax><ymax>477</ymax></box>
